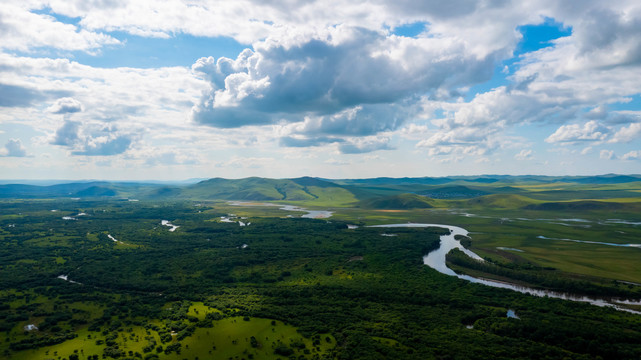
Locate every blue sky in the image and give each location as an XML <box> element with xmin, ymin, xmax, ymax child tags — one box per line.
<box><xmin>1</xmin><ymin>1</ymin><xmax>640</xmax><ymax>180</ymax></box>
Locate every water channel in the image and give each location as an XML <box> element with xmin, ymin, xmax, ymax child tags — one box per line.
<box><xmin>370</xmin><ymin>223</ymin><xmax>641</xmax><ymax>314</ymax></box>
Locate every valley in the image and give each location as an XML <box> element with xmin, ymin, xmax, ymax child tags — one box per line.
<box><xmin>1</xmin><ymin>175</ymin><xmax>641</xmax><ymax>359</ymax></box>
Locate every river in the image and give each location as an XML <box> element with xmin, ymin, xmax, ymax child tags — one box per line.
<box><xmin>226</xmin><ymin>202</ymin><xmax>641</xmax><ymax>313</ymax></box>
<box><xmin>370</xmin><ymin>223</ymin><xmax>641</xmax><ymax>314</ymax></box>
<box><xmin>228</xmin><ymin>201</ymin><xmax>333</xmax><ymax>219</ymax></box>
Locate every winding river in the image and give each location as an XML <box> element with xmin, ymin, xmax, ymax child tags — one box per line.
<box><xmin>226</xmin><ymin>202</ymin><xmax>641</xmax><ymax>313</ymax></box>
<box><xmin>370</xmin><ymin>223</ymin><xmax>641</xmax><ymax>314</ymax></box>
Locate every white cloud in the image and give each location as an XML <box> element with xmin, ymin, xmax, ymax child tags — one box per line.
<box><xmin>0</xmin><ymin>139</ymin><xmax>27</xmax><ymax>157</ymax></box>
<box><xmin>48</xmin><ymin>97</ymin><xmax>83</xmax><ymax>114</ymax></box>
<box><xmin>0</xmin><ymin>52</ymin><xmax>210</xmax><ymax>160</ymax></box>
<box><xmin>338</xmin><ymin>136</ymin><xmax>393</xmax><ymax>154</ymax></box>
<box><xmin>2</xmin><ymin>1</ymin><xmax>641</xmax><ymax>176</ymax></box>
<box><xmin>609</xmin><ymin>122</ymin><xmax>641</xmax><ymax>143</ymax></box>
<box><xmin>514</xmin><ymin>149</ymin><xmax>533</xmax><ymax>161</ymax></box>
<box><xmin>600</xmin><ymin>149</ymin><xmax>615</xmax><ymax>160</ymax></box>
<box><xmin>73</xmin><ymin>133</ymin><xmax>133</xmax><ymax>156</ymax></box>
<box><xmin>191</xmin><ymin>25</ymin><xmax>502</xmax><ymax>130</ymax></box>
<box><xmin>26</xmin><ymin>0</ymin><xmax>528</xmax><ymax>48</ymax></box>
<box><xmin>49</xmin><ymin>120</ymin><xmax>136</xmax><ymax>156</ymax></box>
<box><xmin>621</xmin><ymin>150</ymin><xmax>641</xmax><ymax>160</ymax></box>
<box><xmin>399</xmin><ymin>123</ymin><xmax>430</xmax><ymax>140</ymax></box>
<box><xmin>0</xmin><ymin>3</ymin><xmax>119</xmax><ymax>53</ymax></box>
<box><xmin>545</xmin><ymin>121</ymin><xmax>610</xmax><ymax>144</ymax></box>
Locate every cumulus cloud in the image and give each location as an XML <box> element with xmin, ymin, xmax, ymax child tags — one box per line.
<box><xmin>191</xmin><ymin>26</ymin><xmax>499</xmax><ymax>130</ymax></box>
<box><xmin>4</xmin><ymin>0</ymin><xmax>641</xmax><ymax>168</ymax></box>
<box><xmin>0</xmin><ymin>53</ymin><xmax>205</xmax><ymax>124</ymax></box>
<box><xmin>401</xmin><ymin>2</ymin><xmax>641</xmax><ymax>158</ymax></box>
<box><xmin>28</xmin><ymin>0</ymin><xmax>527</xmax><ymax>48</ymax></box>
<box><xmin>50</xmin><ymin>120</ymin><xmax>135</xmax><ymax>156</ymax></box>
<box><xmin>71</xmin><ymin>134</ymin><xmax>133</xmax><ymax>156</ymax></box>
<box><xmin>338</xmin><ymin>137</ymin><xmax>393</xmax><ymax>154</ymax></box>
<box><xmin>572</xmin><ymin>6</ymin><xmax>641</xmax><ymax>67</ymax></box>
<box><xmin>413</xmin><ymin>86</ymin><xmax>560</xmax><ymax>156</ymax></box>
<box><xmin>0</xmin><ymin>3</ymin><xmax>119</xmax><ymax>52</ymax></box>
<box><xmin>0</xmin><ymin>139</ymin><xmax>27</xmax><ymax>157</ymax></box>
<box><xmin>609</xmin><ymin>122</ymin><xmax>641</xmax><ymax>143</ymax></box>
<box><xmin>514</xmin><ymin>149</ymin><xmax>533</xmax><ymax>160</ymax></box>
<box><xmin>545</xmin><ymin>121</ymin><xmax>610</xmax><ymax>144</ymax></box>
<box><xmin>51</xmin><ymin>120</ymin><xmax>82</xmax><ymax>146</ymax></box>
<box><xmin>600</xmin><ymin>149</ymin><xmax>615</xmax><ymax>160</ymax></box>
<box><xmin>287</xmin><ymin>105</ymin><xmax>411</xmax><ymax>137</ymax></box>
<box><xmin>48</xmin><ymin>97</ymin><xmax>83</xmax><ymax>114</ymax></box>
<box><xmin>621</xmin><ymin>150</ymin><xmax>641</xmax><ymax>160</ymax></box>
<box><xmin>189</xmin><ymin>24</ymin><xmax>509</xmax><ymax>154</ymax></box>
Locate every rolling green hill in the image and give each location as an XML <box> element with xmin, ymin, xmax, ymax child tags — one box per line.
<box><xmin>0</xmin><ymin>175</ymin><xmax>639</xmax><ymax>209</ymax></box>
<box><xmin>180</xmin><ymin>176</ymin><xmax>359</xmax><ymax>205</ymax></box>
<box><xmin>418</xmin><ymin>185</ymin><xmax>488</xmax><ymax>199</ymax></box>
<box><xmin>358</xmin><ymin>193</ymin><xmax>434</xmax><ymax>209</ymax></box>
<box><xmin>464</xmin><ymin>194</ymin><xmax>540</xmax><ymax>209</ymax></box>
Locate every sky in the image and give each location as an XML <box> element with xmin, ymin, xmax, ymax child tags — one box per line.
<box><xmin>1</xmin><ymin>0</ymin><xmax>640</xmax><ymax>180</ymax></box>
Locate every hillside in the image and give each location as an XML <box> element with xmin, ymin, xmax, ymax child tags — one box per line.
<box><xmin>0</xmin><ymin>182</ymin><xmax>156</xmax><ymax>199</ymax></box>
<box><xmin>418</xmin><ymin>185</ymin><xmax>488</xmax><ymax>199</ymax></box>
<box><xmin>180</xmin><ymin>176</ymin><xmax>359</xmax><ymax>205</ymax></box>
<box><xmin>464</xmin><ymin>194</ymin><xmax>540</xmax><ymax>209</ymax></box>
<box><xmin>359</xmin><ymin>193</ymin><xmax>434</xmax><ymax>209</ymax></box>
<box><xmin>0</xmin><ymin>175</ymin><xmax>639</xmax><ymax>209</ymax></box>
<box><xmin>523</xmin><ymin>200</ymin><xmax>640</xmax><ymax>211</ymax></box>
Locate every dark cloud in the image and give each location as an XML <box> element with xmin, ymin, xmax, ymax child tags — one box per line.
<box><xmin>289</xmin><ymin>104</ymin><xmax>411</xmax><ymax>137</ymax></box>
<box><xmin>0</xmin><ymin>83</ymin><xmax>73</xmax><ymax>108</ymax></box>
<box><xmin>575</xmin><ymin>7</ymin><xmax>641</xmax><ymax>66</ymax></box>
<box><xmin>385</xmin><ymin>0</ymin><xmax>481</xmax><ymax>19</ymax></box>
<box><xmin>0</xmin><ymin>83</ymin><xmax>45</xmax><ymax>107</ymax></box>
<box><xmin>191</xmin><ymin>104</ymin><xmax>273</xmax><ymax>128</ymax></box>
<box><xmin>280</xmin><ymin>134</ymin><xmax>393</xmax><ymax>154</ymax></box>
<box><xmin>51</xmin><ymin>120</ymin><xmax>81</xmax><ymax>146</ymax></box>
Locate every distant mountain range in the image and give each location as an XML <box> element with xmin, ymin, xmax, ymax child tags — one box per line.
<box><xmin>0</xmin><ymin>174</ymin><xmax>640</xmax><ymax>211</ymax></box>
